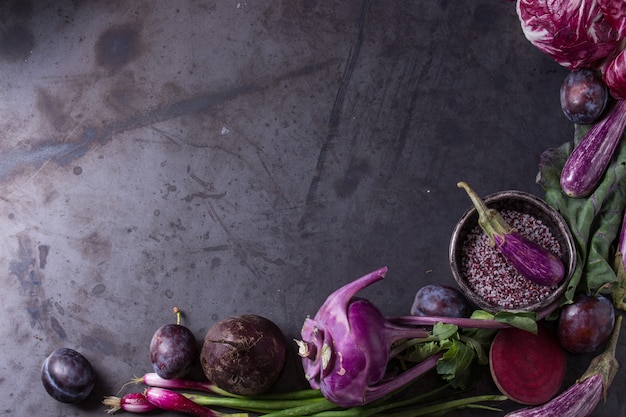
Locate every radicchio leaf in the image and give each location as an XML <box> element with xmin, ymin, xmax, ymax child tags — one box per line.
<box><xmin>598</xmin><ymin>0</ymin><xmax>626</xmax><ymax>37</ymax></box>
<box><xmin>516</xmin><ymin>0</ymin><xmax>621</xmax><ymax>70</ymax></box>
<box><xmin>603</xmin><ymin>48</ymin><xmax>626</xmax><ymax>100</ymax></box>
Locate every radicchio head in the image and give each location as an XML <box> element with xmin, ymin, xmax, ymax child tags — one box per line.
<box><xmin>516</xmin><ymin>0</ymin><xmax>621</xmax><ymax>70</ymax></box>
<box><xmin>598</xmin><ymin>0</ymin><xmax>626</xmax><ymax>37</ymax></box>
<box><xmin>603</xmin><ymin>47</ymin><xmax>626</xmax><ymax>99</ymax></box>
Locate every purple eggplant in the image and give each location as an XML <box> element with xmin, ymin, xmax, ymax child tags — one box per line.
<box><xmin>560</xmin><ymin>99</ymin><xmax>626</xmax><ymax>198</ymax></box>
<box><xmin>457</xmin><ymin>182</ymin><xmax>565</xmax><ymax>286</ymax></box>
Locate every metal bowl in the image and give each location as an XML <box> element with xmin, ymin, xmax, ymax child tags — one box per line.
<box><xmin>449</xmin><ymin>190</ymin><xmax>576</xmax><ymax>313</ymax></box>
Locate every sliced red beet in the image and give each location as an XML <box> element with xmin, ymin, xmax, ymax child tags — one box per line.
<box><xmin>489</xmin><ymin>324</ymin><xmax>566</xmax><ymax>405</ymax></box>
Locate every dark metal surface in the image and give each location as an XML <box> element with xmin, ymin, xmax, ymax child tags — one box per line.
<box><xmin>0</xmin><ymin>1</ymin><xmax>623</xmax><ymax>416</ymax></box>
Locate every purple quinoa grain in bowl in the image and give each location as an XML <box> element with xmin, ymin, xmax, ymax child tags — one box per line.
<box><xmin>449</xmin><ymin>190</ymin><xmax>576</xmax><ymax>313</ymax></box>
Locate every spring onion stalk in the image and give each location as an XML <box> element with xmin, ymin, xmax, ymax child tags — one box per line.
<box><xmin>183</xmin><ymin>392</ymin><xmax>332</xmax><ymax>413</ymax></box>
<box><xmin>177</xmin><ymin>381</ymin><xmax>505</xmax><ymax>417</ymax></box>
<box><xmin>247</xmin><ymin>389</ymin><xmax>325</xmax><ymax>401</ymax></box>
<box><xmin>304</xmin><ymin>383</ymin><xmax>454</xmax><ymax>417</ymax></box>
<box><xmin>134</xmin><ymin>372</ymin><xmax>324</xmax><ymax>401</ymax></box>
<box><xmin>374</xmin><ymin>395</ymin><xmax>507</xmax><ymax>417</ymax></box>
<box><xmin>133</xmin><ymin>373</ymin><xmax>244</xmax><ymax>398</ymax></box>
<box><xmin>103</xmin><ymin>392</ymin><xmax>158</xmax><ymax>414</ymax></box>
<box><xmin>144</xmin><ymin>387</ymin><xmax>249</xmax><ymax>417</ymax></box>
<box><xmin>253</xmin><ymin>397</ymin><xmax>340</xmax><ymax>417</ymax></box>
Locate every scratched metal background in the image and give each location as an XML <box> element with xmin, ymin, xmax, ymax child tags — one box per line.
<box><xmin>0</xmin><ymin>1</ymin><xmax>623</xmax><ymax>416</ymax></box>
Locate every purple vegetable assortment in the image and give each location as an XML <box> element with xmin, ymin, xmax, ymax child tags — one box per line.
<box><xmin>39</xmin><ymin>2</ymin><xmax>626</xmax><ymax>417</ymax></box>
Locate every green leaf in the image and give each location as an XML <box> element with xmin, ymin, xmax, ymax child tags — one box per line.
<box><xmin>432</xmin><ymin>322</ymin><xmax>459</xmax><ymax>340</ymax></box>
<box><xmin>401</xmin><ymin>341</ymin><xmax>443</xmax><ymax>363</ymax></box>
<box><xmin>493</xmin><ymin>311</ymin><xmax>538</xmax><ymax>333</ymax></box>
<box><xmin>459</xmin><ymin>334</ymin><xmax>489</xmax><ymax>365</ymax></box>
<box><xmin>436</xmin><ymin>339</ymin><xmax>476</xmax><ymax>389</ymax></box>
<box><xmin>469</xmin><ymin>310</ymin><xmax>495</xmax><ymax>320</ymax></box>
<box><xmin>460</xmin><ymin>327</ymin><xmax>497</xmax><ymax>352</ymax></box>
<box><xmin>537</xmin><ymin>124</ymin><xmax>626</xmax><ymax>309</ymax></box>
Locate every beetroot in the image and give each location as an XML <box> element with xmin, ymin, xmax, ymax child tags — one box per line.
<box><xmin>200</xmin><ymin>314</ymin><xmax>287</xmax><ymax>396</ymax></box>
<box><xmin>489</xmin><ymin>325</ymin><xmax>566</xmax><ymax>405</ymax></box>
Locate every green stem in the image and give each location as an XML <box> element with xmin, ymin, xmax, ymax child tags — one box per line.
<box><xmin>249</xmin><ymin>389</ymin><xmax>324</xmax><ymax>401</ymax></box>
<box><xmin>457</xmin><ymin>181</ymin><xmax>512</xmax><ymax>243</ymax></box>
<box><xmin>259</xmin><ymin>398</ymin><xmax>340</xmax><ymax>417</ymax></box>
<box><xmin>184</xmin><ymin>393</ymin><xmax>328</xmax><ymax>413</ymax></box>
<box><xmin>377</xmin><ymin>395</ymin><xmax>507</xmax><ymax>417</ymax></box>
<box><xmin>308</xmin><ymin>383</ymin><xmax>452</xmax><ymax>417</ymax></box>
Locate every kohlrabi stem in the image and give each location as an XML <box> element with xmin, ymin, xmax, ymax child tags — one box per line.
<box><xmin>387</xmin><ymin>297</ymin><xmax>560</xmax><ymax>330</ymax></box>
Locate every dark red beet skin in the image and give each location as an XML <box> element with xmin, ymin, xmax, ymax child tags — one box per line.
<box><xmin>558</xmin><ymin>292</ymin><xmax>615</xmax><ymax>353</ymax></box>
<box><xmin>200</xmin><ymin>314</ymin><xmax>287</xmax><ymax>396</ymax></box>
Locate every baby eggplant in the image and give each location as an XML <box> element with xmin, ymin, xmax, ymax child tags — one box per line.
<box><xmin>560</xmin><ymin>99</ymin><xmax>626</xmax><ymax>198</ymax></box>
<box><xmin>457</xmin><ymin>182</ymin><xmax>565</xmax><ymax>286</ymax></box>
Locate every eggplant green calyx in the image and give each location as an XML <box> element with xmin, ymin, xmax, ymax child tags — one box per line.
<box><xmin>457</xmin><ymin>181</ymin><xmax>513</xmax><ymax>245</ymax></box>
<box><xmin>579</xmin><ymin>314</ymin><xmax>622</xmax><ymax>400</ymax></box>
